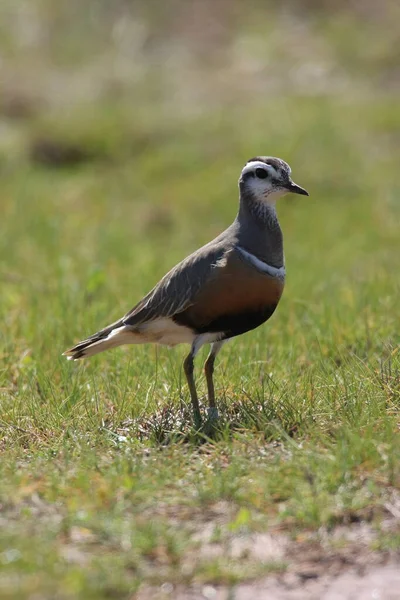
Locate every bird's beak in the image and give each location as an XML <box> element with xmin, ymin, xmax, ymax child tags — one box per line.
<box><xmin>286</xmin><ymin>181</ymin><xmax>309</xmax><ymax>196</ymax></box>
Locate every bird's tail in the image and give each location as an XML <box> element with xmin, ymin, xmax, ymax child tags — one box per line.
<box><xmin>63</xmin><ymin>319</ymin><xmax>136</xmax><ymax>360</ymax></box>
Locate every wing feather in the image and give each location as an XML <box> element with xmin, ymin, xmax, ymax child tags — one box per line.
<box><xmin>122</xmin><ymin>242</ymin><xmax>228</xmax><ymax>328</ymax></box>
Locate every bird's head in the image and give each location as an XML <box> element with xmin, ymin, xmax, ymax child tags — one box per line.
<box><xmin>239</xmin><ymin>156</ymin><xmax>308</xmax><ymax>204</ymax></box>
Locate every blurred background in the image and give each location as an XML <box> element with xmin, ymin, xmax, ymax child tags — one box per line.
<box><xmin>0</xmin><ymin>0</ymin><xmax>399</xmax><ymax>392</ymax></box>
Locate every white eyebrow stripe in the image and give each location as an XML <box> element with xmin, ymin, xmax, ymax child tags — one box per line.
<box><xmin>241</xmin><ymin>161</ymin><xmax>281</xmax><ymax>179</ymax></box>
<box><xmin>241</xmin><ymin>161</ymin><xmax>275</xmax><ymax>177</ymax></box>
<box><xmin>235</xmin><ymin>245</ymin><xmax>286</xmax><ymax>279</ymax></box>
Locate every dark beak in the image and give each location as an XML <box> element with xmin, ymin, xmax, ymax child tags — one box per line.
<box><xmin>286</xmin><ymin>181</ymin><xmax>309</xmax><ymax>196</ymax></box>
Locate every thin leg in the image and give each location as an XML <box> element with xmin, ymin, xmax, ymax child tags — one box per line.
<box><xmin>204</xmin><ymin>341</ymin><xmax>225</xmax><ymax>420</ymax></box>
<box><xmin>184</xmin><ymin>350</ymin><xmax>201</xmax><ymax>428</ymax></box>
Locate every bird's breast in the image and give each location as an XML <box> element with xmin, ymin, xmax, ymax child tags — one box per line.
<box><xmin>174</xmin><ymin>248</ymin><xmax>284</xmax><ymax>338</ymax></box>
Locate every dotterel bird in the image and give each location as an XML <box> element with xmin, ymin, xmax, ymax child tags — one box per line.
<box><xmin>64</xmin><ymin>157</ymin><xmax>308</xmax><ymax>427</ymax></box>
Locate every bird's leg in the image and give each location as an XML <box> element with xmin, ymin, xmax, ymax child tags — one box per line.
<box><xmin>204</xmin><ymin>341</ymin><xmax>225</xmax><ymax>421</ymax></box>
<box><xmin>183</xmin><ymin>350</ymin><xmax>201</xmax><ymax>428</ymax></box>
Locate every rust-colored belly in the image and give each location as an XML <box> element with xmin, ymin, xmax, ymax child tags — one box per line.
<box><xmin>174</xmin><ymin>250</ymin><xmax>285</xmax><ymax>338</ymax></box>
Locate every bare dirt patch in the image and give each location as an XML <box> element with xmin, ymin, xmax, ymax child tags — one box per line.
<box><xmin>136</xmin><ymin>517</ymin><xmax>400</xmax><ymax>600</ymax></box>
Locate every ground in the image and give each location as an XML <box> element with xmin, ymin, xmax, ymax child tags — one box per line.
<box><xmin>0</xmin><ymin>1</ymin><xmax>399</xmax><ymax>598</ymax></box>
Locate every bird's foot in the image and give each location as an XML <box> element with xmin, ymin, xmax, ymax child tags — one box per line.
<box><xmin>199</xmin><ymin>407</ymin><xmax>219</xmax><ymax>438</ymax></box>
<box><xmin>193</xmin><ymin>416</ymin><xmax>203</xmax><ymax>430</ymax></box>
<box><xmin>191</xmin><ymin>408</ymin><xmax>219</xmax><ymax>438</ymax></box>
<box><xmin>207</xmin><ymin>407</ymin><xmax>219</xmax><ymax>422</ymax></box>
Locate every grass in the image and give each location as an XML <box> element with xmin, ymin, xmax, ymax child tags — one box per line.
<box><xmin>0</xmin><ymin>2</ymin><xmax>400</xmax><ymax>598</ymax></box>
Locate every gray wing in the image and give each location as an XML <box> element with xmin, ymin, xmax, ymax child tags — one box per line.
<box><xmin>122</xmin><ymin>241</ymin><xmax>229</xmax><ymax>328</ymax></box>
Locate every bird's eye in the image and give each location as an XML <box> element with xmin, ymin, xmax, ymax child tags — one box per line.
<box><xmin>255</xmin><ymin>168</ymin><xmax>268</xmax><ymax>179</ymax></box>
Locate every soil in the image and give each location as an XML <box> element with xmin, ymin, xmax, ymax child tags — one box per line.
<box><xmin>136</xmin><ymin>518</ymin><xmax>400</xmax><ymax>600</ymax></box>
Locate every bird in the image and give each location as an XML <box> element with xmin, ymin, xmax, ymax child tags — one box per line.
<box><xmin>64</xmin><ymin>157</ymin><xmax>308</xmax><ymax>428</ymax></box>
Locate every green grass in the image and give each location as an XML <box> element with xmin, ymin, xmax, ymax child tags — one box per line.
<box><xmin>0</xmin><ymin>2</ymin><xmax>400</xmax><ymax>598</ymax></box>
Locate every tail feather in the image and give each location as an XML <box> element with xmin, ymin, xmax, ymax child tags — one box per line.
<box><xmin>63</xmin><ymin>319</ymin><xmax>135</xmax><ymax>360</ymax></box>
